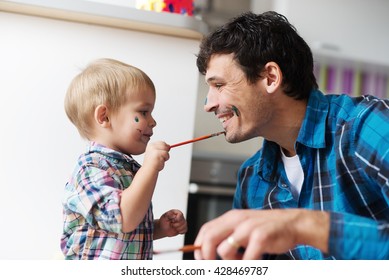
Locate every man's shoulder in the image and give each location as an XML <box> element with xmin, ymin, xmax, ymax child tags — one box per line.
<box><xmin>326</xmin><ymin>94</ymin><xmax>388</xmax><ymax>121</ymax></box>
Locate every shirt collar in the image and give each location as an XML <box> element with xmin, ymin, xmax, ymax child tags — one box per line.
<box><xmin>87</xmin><ymin>141</ymin><xmax>139</xmax><ymax>166</ymax></box>
<box><xmin>296</xmin><ymin>89</ymin><xmax>328</xmax><ymax>149</ymax></box>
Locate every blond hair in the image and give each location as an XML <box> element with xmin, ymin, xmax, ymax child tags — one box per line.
<box><xmin>64</xmin><ymin>58</ymin><xmax>155</xmax><ymax>139</ymax></box>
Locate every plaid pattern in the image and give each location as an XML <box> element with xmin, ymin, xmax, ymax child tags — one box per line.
<box><xmin>61</xmin><ymin>142</ymin><xmax>154</xmax><ymax>260</ymax></box>
<box><xmin>234</xmin><ymin>90</ymin><xmax>389</xmax><ymax>259</ymax></box>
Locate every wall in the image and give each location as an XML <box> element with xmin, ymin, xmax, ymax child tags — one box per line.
<box><xmin>269</xmin><ymin>0</ymin><xmax>389</xmax><ymax>99</ymax></box>
<box><xmin>0</xmin><ymin>11</ymin><xmax>199</xmax><ymax>259</ymax></box>
<box><xmin>271</xmin><ymin>0</ymin><xmax>389</xmax><ymax>66</ymax></box>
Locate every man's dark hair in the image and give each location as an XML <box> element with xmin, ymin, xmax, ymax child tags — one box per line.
<box><xmin>196</xmin><ymin>11</ymin><xmax>318</xmax><ymax>100</ymax></box>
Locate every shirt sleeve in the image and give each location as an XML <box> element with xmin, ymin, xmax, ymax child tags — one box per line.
<box><xmin>64</xmin><ymin>164</ymin><xmax>124</xmax><ymax>234</ymax></box>
<box><xmin>329</xmin><ymin>212</ymin><xmax>389</xmax><ymax>259</ymax></box>
<box><xmin>353</xmin><ymin>98</ymin><xmax>389</xmax><ymax>187</ymax></box>
<box><xmin>329</xmin><ymin>98</ymin><xmax>389</xmax><ymax>259</ymax></box>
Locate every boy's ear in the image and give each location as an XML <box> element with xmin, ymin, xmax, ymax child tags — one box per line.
<box><xmin>263</xmin><ymin>61</ymin><xmax>282</xmax><ymax>94</ymax></box>
<box><xmin>94</xmin><ymin>105</ymin><xmax>110</xmax><ymax>128</ymax></box>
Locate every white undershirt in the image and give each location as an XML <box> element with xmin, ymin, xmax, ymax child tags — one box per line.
<box><xmin>280</xmin><ymin>148</ymin><xmax>304</xmax><ymax>200</ymax></box>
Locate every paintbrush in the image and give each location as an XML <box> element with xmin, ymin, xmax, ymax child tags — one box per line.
<box><xmin>153</xmin><ymin>245</ymin><xmax>201</xmax><ymax>255</ymax></box>
<box><xmin>170</xmin><ymin>131</ymin><xmax>225</xmax><ymax>148</ymax></box>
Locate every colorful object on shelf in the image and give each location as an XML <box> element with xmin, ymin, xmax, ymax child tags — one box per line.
<box><xmin>341</xmin><ymin>68</ymin><xmax>354</xmax><ymax>94</ymax></box>
<box><xmin>136</xmin><ymin>0</ymin><xmax>165</xmax><ymax>12</ymax></box>
<box><xmin>162</xmin><ymin>0</ymin><xmax>194</xmax><ymax>16</ymax></box>
<box><xmin>326</xmin><ymin>65</ymin><xmax>336</xmax><ymax>93</ymax></box>
<box><xmin>136</xmin><ymin>0</ymin><xmax>193</xmax><ymax>15</ymax></box>
<box><xmin>352</xmin><ymin>69</ymin><xmax>362</xmax><ymax>97</ymax></box>
<box><xmin>314</xmin><ymin>63</ymin><xmax>389</xmax><ymax>98</ymax></box>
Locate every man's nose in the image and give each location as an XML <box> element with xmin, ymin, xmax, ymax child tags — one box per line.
<box><xmin>204</xmin><ymin>90</ymin><xmax>218</xmax><ymax>112</ymax></box>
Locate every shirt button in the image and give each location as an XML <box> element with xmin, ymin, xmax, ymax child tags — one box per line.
<box><xmin>281</xmin><ymin>184</ymin><xmax>288</xmax><ymax>188</ymax></box>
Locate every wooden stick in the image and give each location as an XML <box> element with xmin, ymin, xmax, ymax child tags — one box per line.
<box><xmin>170</xmin><ymin>131</ymin><xmax>225</xmax><ymax>148</ymax></box>
<box><xmin>153</xmin><ymin>245</ymin><xmax>201</xmax><ymax>255</ymax></box>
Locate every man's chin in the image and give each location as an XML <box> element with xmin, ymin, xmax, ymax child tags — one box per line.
<box><xmin>225</xmin><ymin>133</ymin><xmax>239</xmax><ymax>143</ymax></box>
<box><xmin>225</xmin><ymin>131</ymin><xmax>254</xmax><ymax>144</ymax></box>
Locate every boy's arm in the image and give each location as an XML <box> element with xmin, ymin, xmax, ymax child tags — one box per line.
<box><xmin>120</xmin><ymin>141</ymin><xmax>170</xmax><ymax>232</ymax></box>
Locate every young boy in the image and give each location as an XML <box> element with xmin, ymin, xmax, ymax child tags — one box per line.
<box><xmin>61</xmin><ymin>58</ymin><xmax>187</xmax><ymax>260</ymax></box>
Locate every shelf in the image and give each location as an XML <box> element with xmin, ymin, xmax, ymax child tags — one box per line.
<box><xmin>313</xmin><ymin>50</ymin><xmax>389</xmax><ymax>74</ymax></box>
<box><xmin>0</xmin><ymin>0</ymin><xmax>208</xmax><ymax>39</ymax></box>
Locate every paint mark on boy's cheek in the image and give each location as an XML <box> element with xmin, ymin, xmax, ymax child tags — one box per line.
<box><xmin>134</xmin><ymin>116</ymin><xmax>139</xmax><ymax>122</ymax></box>
<box><xmin>204</xmin><ymin>97</ymin><xmax>207</xmax><ymax>105</ymax></box>
<box><xmin>232</xmin><ymin>105</ymin><xmax>240</xmax><ymax>117</ymax></box>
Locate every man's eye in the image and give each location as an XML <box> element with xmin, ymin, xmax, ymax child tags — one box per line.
<box><xmin>215</xmin><ymin>84</ymin><xmax>222</xmax><ymax>90</ymax></box>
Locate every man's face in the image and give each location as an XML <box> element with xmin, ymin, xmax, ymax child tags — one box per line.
<box><xmin>204</xmin><ymin>53</ymin><xmax>272</xmax><ymax>143</ymax></box>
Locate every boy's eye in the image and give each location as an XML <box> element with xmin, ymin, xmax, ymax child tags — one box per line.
<box><xmin>140</xmin><ymin>111</ymin><xmax>147</xmax><ymax>116</ymax></box>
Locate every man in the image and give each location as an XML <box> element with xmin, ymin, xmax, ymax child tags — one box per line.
<box><xmin>194</xmin><ymin>11</ymin><xmax>389</xmax><ymax>260</ymax></box>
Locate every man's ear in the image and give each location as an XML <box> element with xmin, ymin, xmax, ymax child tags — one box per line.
<box><xmin>264</xmin><ymin>62</ymin><xmax>282</xmax><ymax>94</ymax></box>
<box><xmin>94</xmin><ymin>105</ymin><xmax>110</xmax><ymax>128</ymax></box>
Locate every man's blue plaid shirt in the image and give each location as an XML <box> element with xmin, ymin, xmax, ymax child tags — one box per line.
<box><xmin>234</xmin><ymin>90</ymin><xmax>389</xmax><ymax>259</ymax></box>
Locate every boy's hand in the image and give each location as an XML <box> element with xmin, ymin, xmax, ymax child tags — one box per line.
<box><xmin>143</xmin><ymin>141</ymin><xmax>170</xmax><ymax>171</ymax></box>
<box><xmin>158</xmin><ymin>209</ymin><xmax>187</xmax><ymax>237</ymax></box>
